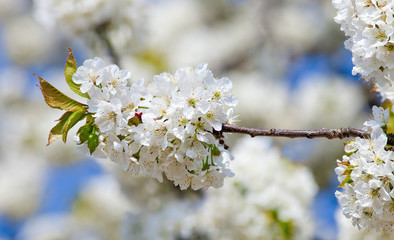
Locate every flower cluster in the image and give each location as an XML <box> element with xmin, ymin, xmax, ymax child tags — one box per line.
<box><xmin>73</xmin><ymin>57</ymin><xmax>237</xmax><ymax>190</ymax></box>
<box><xmin>335</xmin><ymin>106</ymin><xmax>394</xmax><ymax>232</ymax></box>
<box><xmin>332</xmin><ymin>0</ymin><xmax>393</xmax><ymax>87</ymax></box>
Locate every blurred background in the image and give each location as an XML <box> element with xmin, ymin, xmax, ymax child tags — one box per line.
<box><xmin>0</xmin><ymin>0</ymin><xmax>387</xmax><ymax>239</ymax></box>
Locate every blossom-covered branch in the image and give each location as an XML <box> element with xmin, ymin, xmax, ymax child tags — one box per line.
<box><xmin>37</xmin><ymin>50</ymin><xmax>238</xmax><ymax>191</ymax></box>
<box><xmin>221</xmin><ymin>123</ymin><xmax>370</xmax><ymax>139</ymax></box>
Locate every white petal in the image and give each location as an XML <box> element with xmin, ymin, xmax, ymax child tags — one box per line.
<box><xmin>198</xmin><ymin>101</ymin><xmax>210</xmax><ymax>114</ymax></box>
<box><xmin>369</xmin><ymin>179</ymin><xmax>382</xmax><ymax>188</ymax></box>
<box><xmin>372</xmin><ymin>198</ymin><xmax>384</xmax><ymax>214</ymax></box>
<box><xmin>120</xmin><ymin>156</ymin><xmax>130</xmax><ymax>171</ymax></box>
<box><xmin>211</xmin><ymin>121</ymin><xmax>222</xmax><ymax>131</ymax></box>
<box><xmin>186</xmin><ymin>150</ymin><xmax>197</xmax><ymax>159</ymax></box>
<box><xmin>80</xmin><ymin>82</ymin><xmax>93</xmax><ymax>93</ymax></box>
<box><xmin>223</xmin><ymin>94</ymin><xmax>238</xmax><ymax>106</ymax></box>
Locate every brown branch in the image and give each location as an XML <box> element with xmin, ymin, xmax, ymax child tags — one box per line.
<box><xmin>221</xmin><ymin>123</ymin><xmax>370</xmax><ymax>139</ymax></box>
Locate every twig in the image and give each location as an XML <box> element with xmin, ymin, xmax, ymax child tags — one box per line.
<box><xmin>221</xmin><ymin>123</ymin><xmax>370</xmax><ymax>139</ymax></box>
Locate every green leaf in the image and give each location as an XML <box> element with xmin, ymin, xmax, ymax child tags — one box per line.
<box><xmin>62</xmin><ymin>109</ymin><xmax>86</xmax><ymax>143</ymax></box>
<box><xmin>77</xmin><ymin>123</ymin><xmax>94</xmax><ymax>144</ymax></box>
<box><xmin>381</xmin><ymin>99</ymin><xmax>392</xmax><ymax>111</ymax></box>
<box><xmin>386</xmin><ymin>108</ymin><xmax>394</xmax><ymax>135</ymax></box>
<box><xmin>343</xmin><ymin>165</ymin><xmax>354</xmax><ymax>175</ymax></box>
<box><xmin>87</xmin><ymin>133</ymin><xmax>99</xmax><ymax>154</ymax></box>
<box><xmin>338</xmin><ymin>175</ymin><xmax>353</xmax><ymax>188</ymax></box>
<box><xmin>64</xmin><ymin>49</ymin><xmax>89</xmax><ymax>99</ymax></box>
<box><xmin>35</xmin><ymin>74</ymin><xmax>86</xmax><ymax>112</ymax></box>
<box><xmin>47</xmin><ymin>111</ymin><xmax>73</xmax><ymax>146</ymax></box>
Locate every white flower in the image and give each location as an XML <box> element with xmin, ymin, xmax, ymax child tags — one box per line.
<box><xmin>205</xmin><ymin>75</ymin><xmax>238</xmax><ymax>107</ymax></box>
<box><xmin>104</xmin><ymin>133</ymin><xmax>133</xmax><ymax>171</ymax></box>
<box><xmin>72</xmin><ymin>57</ymin><xmax>106</xmax><ymax>93</ymax></box>
<box><xmin>166</xmin><ymin>110</ymin><xmax>193</xmax><ymax>141</ymax></box>
<box><xmin>203</xmin><ymin>105</ymin><xmax>227</xmax><ymax>131</ymax></box>
<box><xmin>101</xmin><ymin>64</ymin><xmax>131</xmax><ymax>95</ymax></box>
<box><xmin>139</xmin><ymin>146</ymin><xmax>163</xmax><ymax>182</ymax></box>
<box><xmin>364</xmin><ymin>105</ymin><xmax>390</xmax><ymax>130</ymax></box>
<box><xmin>93</xmin><ymin>97</ymin><xmax>126</xmax><ymax>133</ymax></box>
<box><xmin>172</xmin><ymin>65</ymin><xmax>212</xmax><ymax>118</ymax></box>
<box><xmin>354</xmin><ymin>180</ymin><xmax>389</xmax><ymax>215</ymax></box>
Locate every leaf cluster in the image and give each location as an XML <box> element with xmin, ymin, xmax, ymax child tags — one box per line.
<box><xmin>36</xmin><ymin>49</ymin><xmax>98</xmax><ymax>154</ymax></box>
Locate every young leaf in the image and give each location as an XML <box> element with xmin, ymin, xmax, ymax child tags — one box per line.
<box><xmin>47</xmin><ymin>111</ymin><xmax>73</xmax><ymax>146</ymax></box>
<box><xmin>64</xmin><ymin>49</ymin><xmax>89</xmax><ymax>99</ymax></box>
<box><xmin>386</xmin><ymin>109</ymin><xmax>394</xmax><ymax>134</ymax></box>
<box><xmin>62</xmin><ymin>109</ymin><xmax>86</xmax><ymax>143</ymax></box>
<box><xmin>77</xmin><ymin>123</ymin><xmax>94</xmax><ymax>144</ymax></box>
<box><xmin>338</xmin><ymin>175</ymin><xmax>353</xmax><ymax>188</ymax></box>
<box><xmin>87</xmin><ymin>133</ymin><xmax>99</xmax><ymax>154</ymax></box>
<box><xmin>35</xmin><ymin>74</ymin><xmax>86</xmax><ymax>112</ymax></box>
